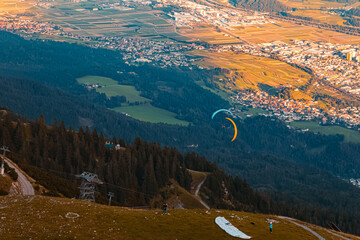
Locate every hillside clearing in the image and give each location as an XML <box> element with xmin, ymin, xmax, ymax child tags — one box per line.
<box><xmin>113</xmin><ymin>103</ymin><xmax>189</xmax><ymax>126</ymax></box>
<box><xmin>77</xmin><ymin>75</ymin><xmax>151</xmax><ymax>103</ymax></box>
<box><xmin>290</xmin><ymin>121</ymin><xmax>360</xmax><ymax>144</ymax></box>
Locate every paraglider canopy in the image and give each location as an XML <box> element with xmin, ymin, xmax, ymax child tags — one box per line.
<box><xmin>225</xmin><ymin>117</ymin><xmax>238</xmax><ymax>142</ymax></box>
<box><xmin>211</xmin><ymin>109</ymin><xmax>234</xmax><ymax>119</ymax></box>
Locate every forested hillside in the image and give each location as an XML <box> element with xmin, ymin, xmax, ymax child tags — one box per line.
<box><xmin>2</xmin><ymin>110</ymin><xmax>360</xmax><ymax>234</ymax></box>
<box><xmin>0</xmin><ymin>31</ymin><xmax>227</xmax><ymax>124</ymax></box>
<box><xmin>0</xmin><ymin>110</ymin><xmax>271</xmax><ymax>212</ymax></box>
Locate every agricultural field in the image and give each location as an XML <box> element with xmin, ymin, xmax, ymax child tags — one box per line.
<box><xmin>179</xmin><ymin>21</ymin><xmax>360</xmax><ymax>45</ymax></box>
<box><xmin>0</xmin><ymin>0</ymin><xmax>35</xmax><ymax>15</ymax></box>
<box><xmin>113</xmin><ymin>103</ymin><xmax>189</xmax><ymax>126</ymax></box>
<box><xmin>290</xmin><ymin>121</ymin><xmax>360</xmax><ymax>143</ymax></box>
<box><xmin>231</xmin><ymin>22</ymin><xmax>360</xmax><ymax>44</ymax></box>
<box><xmin>190</xmin><ymin>50</ymin><xmax>311</xmax><ymax>90</ymax></box>
<box><xmin>277</xmin><ymin>0</ymin><xmax>354</xmax><ymax>10</ymax></box>
<box><xmin>276</xmin><ymin>0</ymin><xmax>359</xmax><ymax>26</ymax></box>
<box><xmin>291</xmin><ymin>9</ymin><xmax>346</xmax><ymax>26</ymax></box>
<box><xmin>288</xmin><ymin>89</ymin><xmax>313</xmax><ymax>100</ymax></box>
<box><xmin>177</xmin><ymin>24</ymin><xmax>241</xmax><ymax>45</ymax></box>
<box><xmin>34</xmin><ymin>0</ymin><xmax>187</xmax><ymax>41</ymax></box>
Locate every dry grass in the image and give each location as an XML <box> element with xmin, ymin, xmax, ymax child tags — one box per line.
<box><xmin>179</xmin><ymin>19</ymin><xmax>360</xmax><ymax>45</ymax></box>
<box><xmin>277</xmin><ymin>0</ymin><xmax>346</xmax><ymax>10</ymax></box>
<box><xmin>188</xmin><ymin>170</ymin><xmax>209</xmax><ymax>191</ymax></box>
<box><xmin>291</xmin><ymin>9</ymin><xmax>346</xmax><ymax>26</ymax></box>
<box><xmin>178</xmin><ymin>24</ymin><xmax>239</xmax><ymax>44</ymax></box>
<box><xmin>169</xmin><ymin>180</ymin><xmax>206</xmax><ymax>209</ymax></box>
<box><xmin>0</xmin><ymin>174</ymin><xmax>12</xmax><ymax>195</ymax></box>
<box><xmin>289</xmin><ymin>89</ymin><xmax>313</xmax><ymax>100</ymax></box>
<box><xmin>0</xmin><ymin>0</ymin><xmax>35</xmax><ymax>15</ymax></box>
<box><xmin>189</xmin><ymin>50</ymin><xmax>311</xmax><ymax>90</ymax></box>
<box><xmin>231</xmin><ymin>22</ymin><xmax>360</xmax><ymax>44</ymax></box>
<box><xmin>0</xmin><ymin>195</ymin><xmax>358</xmax><ymax>239</ymax></box>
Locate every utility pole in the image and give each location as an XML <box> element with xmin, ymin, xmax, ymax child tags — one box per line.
<box><xmin>108</xmin><ymin>192</ymin><xmax>114</xmax><ymax>206</ymax></box>
<box><xmin>75</xmin><ymin>172</ymin><xmax>103</xmax><ymax>202</ymax></box>
<box><xmin>0</xmin><ymin>146</ymin><xmax>10</xmax><ymax>176</ymax></box>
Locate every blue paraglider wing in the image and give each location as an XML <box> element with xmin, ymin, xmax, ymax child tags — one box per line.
<box><xmin>211</xmin><ymin>109</ymin><xmax>234</xmax><ymax>119</ymax></box>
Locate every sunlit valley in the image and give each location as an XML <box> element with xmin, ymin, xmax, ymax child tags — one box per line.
<box><xmin>1</xmin><ymin>0</ymin><xmax>360</xmax><ymax>239</ymax></box>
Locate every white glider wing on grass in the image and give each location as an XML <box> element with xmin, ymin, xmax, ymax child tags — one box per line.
<box><xmin>215</xmin><ymin>216</ymin><xmax>252</xmax><ymax>239</ymax></box>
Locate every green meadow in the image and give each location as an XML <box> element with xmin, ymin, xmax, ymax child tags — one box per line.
<box><xmin>113</xmin><ymin>103</ymin><xmax>189</xmax><ymax>126</ymax></box>
<box><xmin>76</xmin><ymin>75</ymin><xmax>150</xmax><ymax>103</ymax></box>
<box><xmin>290</xmin><ymin>121</ymin><xmax>360</xmax><ymax>143</ymax></box>
<box><xmin>98</xmin><ymin>85</ymin><xmax>150</xmax><ymax>103</ymax></box>
<box><xmin>77</xmin><ymin>75</ymin><xmax>117</xmax><ymax>86</ymax></box>
<box><xmin>77</xmin><ymin>76</ymin><xmax>188</xmax><ymax>125</ymax></box>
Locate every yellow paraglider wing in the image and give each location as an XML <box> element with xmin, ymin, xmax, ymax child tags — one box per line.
<box><xmin>225</xmin><ymin>117</ymin><xmax>237</xmax><ymax>142</ymax></box>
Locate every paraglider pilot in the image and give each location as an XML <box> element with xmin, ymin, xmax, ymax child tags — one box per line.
<box><xmin>163</xmin><ymin>202</ymin><xmax>168</xmax><ymax>214</ymax></box>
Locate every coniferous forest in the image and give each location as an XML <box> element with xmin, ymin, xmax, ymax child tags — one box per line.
<box><xmin>1</xmin><ymin>110</ymin><xmax>360</xmax><ymax>235</ymax></box>
<box><xmin>0</xmin><ymin>110</ymin><xmax>270</xmax><ymax>211</ymax></box>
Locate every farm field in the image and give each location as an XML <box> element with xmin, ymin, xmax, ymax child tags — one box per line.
<box><xmin>290</xmin><ymin>121</ymin><xmax>360</xmax><ymax>143</ymax></box>
<box><xmin>34</xmin><ymin>1</ymin><xmax>187</xmax><ymax>41</ymax></box>
<box><xmin>189</xmin><ymin>50</ymin><xmax>311</xmax><ymax>90</ymax></box>
<box><xmin>291</xmin><ymin>9</ymin><xmax>346</xmax><ymax>26</ymax></box>
<box><xmin>177</xmin><ymin>24</ymin><xmax>241</xmax><ymax>45</ymax></box>
<box><xmin>0</xmin><ymin>0</ymin><xmax>35</xmax><ymax>15</ymax></box>
<box><xmin>113</xmin><ymin>103</ymin><xmax>189</xmax><ymax>126</ymax></box>
<box><xmin>275</xmin><ymin>0</ymin><xmax>359</xmax><ymax>28</ymax></box>
<box><xmin>231</xmin><ymin>22</ymin><xmax>360</xmax><ymax>44</ymax></box>
<box><xmin>277</xmin><ymin>0</ymin><xmax>352</xmax><ymax>10</ymax></box>
<box><xmin>179</xmin><ymin>21</ymin><xmax>360</xmax><ymax>45</ymax></box>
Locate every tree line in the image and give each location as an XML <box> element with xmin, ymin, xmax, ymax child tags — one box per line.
<box><xmin>0</xmin><ymin>111</ymin><xmax>270</xmax><ymax>212</ymax></box>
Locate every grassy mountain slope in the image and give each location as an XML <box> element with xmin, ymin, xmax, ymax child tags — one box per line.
<box><xmin>0</xmin><ymin>195</ymin><xmax>358</xmax><ymax>240</ymax></box>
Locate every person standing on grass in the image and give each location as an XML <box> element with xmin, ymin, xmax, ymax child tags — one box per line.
<box><xmin>163</xmin><ymin>202</ymin><xmax>168</xmax><ymax>214</ymax></box>
<box><xmin>269</xmin><ymin>222</ymin><xmax>273</xmax><ymax>233</ymax></box>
